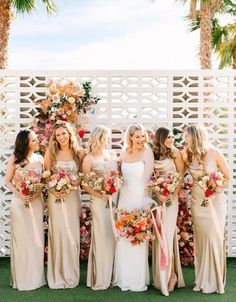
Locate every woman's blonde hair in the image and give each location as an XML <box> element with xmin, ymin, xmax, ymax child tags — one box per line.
<box><xmin>152</xmin><ymin>127</ymin><xmax>174</xmax><ymax>160</ymax></box>
<box><xmin>124</xmin><ymin>124</ymin><xmax>148</xmax><ymax>153</ymax></box>
<box><xmin>87</xmin><ymin>125</ymin><xmax>111</xmax><ymax>153</ymax></box>
<box><xmin>48</xmin><ymin>121</ymin><xmax>81</xmax><ymax>168</ymax></box>
<box><xmin>185</xmin><ymin>124</ymin><xmax>209</xmax><ymax>168</ymax></box>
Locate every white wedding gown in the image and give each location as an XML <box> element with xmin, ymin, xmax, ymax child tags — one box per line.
<box><xmin>113</xmin><ymin>147</ymin><xmax>154</xmax><ymax>291</ymax></box>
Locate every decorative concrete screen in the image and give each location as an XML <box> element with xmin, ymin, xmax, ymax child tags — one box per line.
<box><xmin>0</xmin><ymin>70</ymin><xmax>235</xmax><ymax>256</ymax></box>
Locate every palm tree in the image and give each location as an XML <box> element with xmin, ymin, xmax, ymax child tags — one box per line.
<box><xmin>187</xmin><ymin>0</ymin><xmax>236</xmax><ymax>68</ymax></box>
<box><xmin>0</xmin><ymin>0</ymin><xmax>56</xmax><ymax>69</ymax></box>
<box><xmin>181</xmin><ymin>0</ymin><xmax>222</xmax><ymax>69</ymax></box>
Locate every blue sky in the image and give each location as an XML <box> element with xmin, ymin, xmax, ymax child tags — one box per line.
<box><xmin>8</xmin><ymin>0</ymin><xmax>203</xmax><ymax>69</ymax></box>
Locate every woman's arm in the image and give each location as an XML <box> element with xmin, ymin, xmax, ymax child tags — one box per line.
<box><xmin>143</xmin><ymin>146</ymin><xmax>154</xmax><ymax>184</ymax></box>
<box><xmin>5</xmin><ymin>155</ymin><xmax>23</xmax><ymax>199</ymax></box>
<box><xmin>82</xmin><ymin>154</ymin><xmax>109</xmax><ymax>201</ymax></box>
<box><xmin>78</xmin><ymin>147</ymin><xmax>86</xmax><ymax>172</ymax></box>
<box><xmin>43</xmin><ymin>149</ymin><xmax>62</xmax><ymax>199</ymax></box>
<box><xmin>44</xmin><ymin>149</ymin><xmax>51</xmax><ymax>171</ymax></box>
<box><xmin>173</xmin><ymin>148</ymin><xmax>184</xmax><ymax>193</ymax></box>
<box><xmin>215</xmin><ymin>149</ymin><xmax>230</xmax><ymax>186</ymax></box>
<box><xmin>182</xmin><ymin>151</ymin><xmax>189</xmax><ymax>170</ymax></box>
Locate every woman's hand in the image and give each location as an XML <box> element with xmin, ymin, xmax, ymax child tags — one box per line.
<box><xmin>51</xmin><ymin>190</ymin><xmax>68</xmax><ymax>199</ymax></box>
<box><xmin>30</xmin><ymin>192</ymin><xmax>41</xmax><ymax>201</ymax></box>
<box><xmin>22</xmin><ymin>192</ymin><xmax>41</xmax><ymax>203</ymax></box>
<box><xmin>153</xmin><ymin>192</ymin><xmax>168</xmax><ymax>205</ymax></box>
<box><xmin>100</xmin><ymin>194</ymin><xmax>111</xmax><ymax>202</ymax></box>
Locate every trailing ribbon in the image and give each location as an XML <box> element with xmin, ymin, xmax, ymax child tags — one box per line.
<box><xmin>108</xmin><ymin>195</ymin><xmax>119</xmax><ymax>239</ymax></box>
<box><xmin>61</xmin><ymin>199</ymin><xmax>76</xmax><ymax>246</ymax></box>
<box><xmin>151</xmin><ymin>203</ymin><xmax>168</xmax><ymax>270</ymax></box>
<box><xmin>208</xmin><ymin>196</ymin><xmax>224</xmax><ymax>241</ymax></box>
<box><xmin>29</xmin><ymin>204</ymin><xmax>43</xmax><ymax>248</ymax></box>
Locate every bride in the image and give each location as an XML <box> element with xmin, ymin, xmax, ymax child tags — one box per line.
<box><xmin>113</xmin><ymin>124</ymin><xmax>154</xmax><ymax>291</ymax></box>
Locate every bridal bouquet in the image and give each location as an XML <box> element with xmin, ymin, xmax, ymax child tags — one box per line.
<box><xmin>197</xmin><ymin>171</ymin><xmax>225</xmax><ymax>207</ymax></box>
<box><xmin>146</xmin><ymin>171</ymin><xmax>180</xmax><ymax>206</ymax></box>
<box><xmin>43</xmin><ymin>170</ymin><xmax>81</xmax><ymax>203</ymax></box>
<box><xmin>115</xmin><ymin>209</ymin><xmax>154</xmax><ymax>246</ymax></box>
<box><xmin>16</xmin><ymin>170</ymin><xmax>43</xmax><ymax>208</ymax></box>
<box><xmin>82</xmin><ymin>169</ymin><xmax>123</xmax><ymax>207</ymax></box>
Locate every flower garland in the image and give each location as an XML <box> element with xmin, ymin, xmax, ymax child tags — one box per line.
<box><xmin>173</xmin><ymin>127</ymin><xmax>194</xmax><ymax>266</ymax></box>
<box><xmin>80</xmin><ymin>203</ymin><xmax>92</xmax><ymax>260</ymax></box>
<box><xmin>31</xmin><ymin>79</ymin><xmax>99</xmax><ymax>154</ymax></box>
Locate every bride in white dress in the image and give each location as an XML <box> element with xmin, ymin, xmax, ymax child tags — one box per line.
<box><xmin>113</xmin><ymin>124</ymin><xmax>154</xmax><ymax>291</ymax></box>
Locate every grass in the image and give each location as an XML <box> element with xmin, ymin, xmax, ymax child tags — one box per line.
<box><xmin>0</xmin><ymin>258</ymin><xmax>235</xmax><ymax>302</ymax></box>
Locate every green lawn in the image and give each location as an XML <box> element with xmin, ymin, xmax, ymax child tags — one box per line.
<box><xmin>0</xmin><ymin>258</ymin><xmax>235</xmax><ymax>302</ymax></box>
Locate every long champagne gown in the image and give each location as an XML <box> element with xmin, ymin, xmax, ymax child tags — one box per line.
<box><xmin>113</xmin><ymin>147</ymin><xmax>154</xmax><ymax>291</ymax></box>
<box><xmin>189</xmin><ymin>147</ymin><xmax>226</xmax><ymax>294</ymax></box>
<box><xmin>10</xmin><ymin>154</ymin><xmax>46</xmax><ymax>290</ymax></box>
<box><xmin>152</xmin><ymin>158</ymin><xmax>185</xmax><ymax>296</ymax></box>
<box><xmin>47</xmin><ymin>160</ymin><xmax>81</xmax><ymax>289</ymax></box>
<box><xmin>86</xmin><ymin>155</ymin><xmax>117</xmax><ymax>290</ymax></box>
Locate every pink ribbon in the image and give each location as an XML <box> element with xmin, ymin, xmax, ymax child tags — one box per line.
<box><xmin>151</xmin><ymin>204</ymin><xmax>168</xmax><ymax>270</ymax></box>
<box><xmin>61</xmin><ymin>199</ymin><xmax>76</xmax><ymax>246</ymax></box>
<box><xmin>208</xmin><ymin>196</ymin><xmax>224</xmax><ymax>241</ymax></box>
<box><xmin>29</xmin><ymin>204</ymin><xmax>43</xmax><ymax>248</ymax></box>
<box><xmin>108</xmin><ymin>195</ymin><xmax>119</xmax><ymax>239</ymax></box>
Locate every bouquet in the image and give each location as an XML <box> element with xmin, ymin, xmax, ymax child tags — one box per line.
<box><xmin>197</xmin><ymin>171</ymin><xmax>225</xmax><ymax>207</ymax></box>
<box><xmin>82</xmin><ymin>170</ymin><xmax>123</xmax><ymax>208</ymax></box>
<box><xmin>16</xmin><ymin>170</ymin><xmax>43</xmax><ymax>208</ymax></box>
<box><xmin>147</xmin><ymin>171</ymin><xmax>180</xmax><ymax>206</ymax></box>
<box><xmin>115</xmin><ymin>209</ymin><xmax>154</xmax><ymax>245</ymax></box>
<box><xmin>43</xmin><ymin>170</ymin><xmax>81</xmax><ymax>203</ymax></box>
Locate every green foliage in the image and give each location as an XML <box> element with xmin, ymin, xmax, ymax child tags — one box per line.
<box><xmin>185</xmin><ymin>0</ymin><xmax>236</xmax><ymax>68</ymax></box>
<box><xmin>82</xmin><ymin>81</ymin><xmax>100</xmax><ymax>113</ymax></box>
<box><xmin>9</xmin><ymin>0</ymin><xmax>56</xmax><ymax>14</ymax></box>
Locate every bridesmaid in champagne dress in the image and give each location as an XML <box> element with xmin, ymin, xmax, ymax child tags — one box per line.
<box><xmin>82</xmin><ymin>125</ymin><xmax>117</xmax><ymax>290</ymax></box>
<box><xmin>44</xmin><ymin>121</ymin><xmax>85</xmax><ymax>289</ymax></box>
<box><xmin>182</xmin><ymin>124</ymin><xmax>229</xmax><ymax>294</ymax></box>
<box><xmin>5</xmin><ymin>130</ymin><xmax>46</xmax><ymax>290</ymax></box>
<box><xmin>113</xmin><ymin>124</ymin><xmax>154</xmax><ymax>292</ymax></box>
<box><xmin>152</xmin><ymin>127</ymin><xmax>185</xmax><ymax>296</ymax></box>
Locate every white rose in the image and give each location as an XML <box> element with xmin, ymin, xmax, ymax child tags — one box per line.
<box><xmin>216</xmin><ymin>180</ymin><xmax>223</xmax><ymax>186</ymax></box>
<box><xmin>68</xmin><ymin>97</ymin><xmax>75</xmax><ymax>104</ymax></box>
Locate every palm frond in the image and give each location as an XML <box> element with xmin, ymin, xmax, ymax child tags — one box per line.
<box><xmin>212</xmin><ymin>25</ymin><xmax>229</xmax><ymax>50</ymax></box>
<box><xmin>42</xmin><ymin>0</ymin><xmax>56</xmax><ymax>13</ymax></box>
<box><xmin>185</xmin><ymin>10</ymin><xmax>200</xmax><ymax>32</ymax></box>
<box><xmin>218</xmin><ymin>41</ymin><xmax>235</xmax><ymax>68</ymax></box>
<box><xmin>220</xmin><ymin>0</ymin><xmax>236</xmax><ymax>15</ymax></box>
<box><xmin>10</xmin><ymin>0</ymin><xmax>36</xmax><ymax>13</ymax></box>
<box><xmin>10</xmin><ymin>0</ymin><xmax>56</xmax><ymax>14</ymax></box>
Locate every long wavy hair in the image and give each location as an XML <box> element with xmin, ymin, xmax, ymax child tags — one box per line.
<box><xmin>185</xmin><ymin>124</ymin><xmax>209</xmax><ymax>168</ymax></box>
<box><xmin>14</xmin><ymin>130</ymin><xmax>31</xmax><ymax>165</ymax></box>
<box><xmin>124</xmin><ymin>124</ymin><xmax>148</xmax><ymax>153</ymax></box>
<box><xmin>48</xmin><ymin>121</ymin><xmax>81</xmax><ymax>168</ymax></box>
<box><xmin>152</xmin><ymin>127</ymin><xmax>174</xmax><ymax>160</ymax></box>
<box><xmin>87</xmin><ymin>125</ymin><xmax>110</xmax><ymax>153</ymax></box>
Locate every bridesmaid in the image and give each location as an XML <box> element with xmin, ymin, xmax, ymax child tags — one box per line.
<box><xmin>5</xmin><ymin>130</ymin><xmax>46</xmax><ymax>290</ymax></box>
<box><xmin>44</xmin><ymin>121</ymin><xmax>85</xmax><ymax>289</ymax></box>
<box><xmin>182</xmin><ymin>124</ymin><xmax>229</xmax><ymax>294</ymax></box>
<box><xmin>152</xmin><ymin>127</ymin><xmax>185</xmax><ymax>296</ymax></box>
<box><xmin>82</xmin><ymin>125</ymin><xmax>117</xmax><ymax>290</ymax></box>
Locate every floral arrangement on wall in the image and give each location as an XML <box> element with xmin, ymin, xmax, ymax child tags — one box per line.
<box><xmin>31</xmin><ymin>79</ymin><xmax>99</xmax><ymax>154</ymax></box>
<box><xmin>173</xmin><ymin>127</ymin><xmax>194</xmax><ymax>266</ymax></box>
